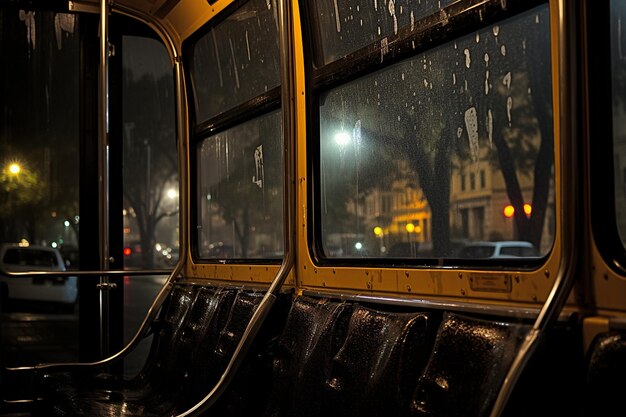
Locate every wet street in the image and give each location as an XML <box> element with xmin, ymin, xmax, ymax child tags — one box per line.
<box><xmin>0</xmin><ymin>275</ymin><xmax>167</xmax><ymax>370</ymax></box>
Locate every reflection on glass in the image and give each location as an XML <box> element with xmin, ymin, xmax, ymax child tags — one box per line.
<box><xmin>611</xmin><ymin>0</ymin><xmax>626</xmax><ymax>248</ymax></box>
<box><xmin>197</xmin><ymin>111</ymin><xmax>284</xmax><ymax>259</ymax></box>
<box><xmin>191</xmin><ymin>0</ymin><xmax>281</xmax><ymax>123</ymax></box>
<box><xmin>319</xmin><ymin>6</ymin><xmax>555</xmax><ymax>260</ymax></box>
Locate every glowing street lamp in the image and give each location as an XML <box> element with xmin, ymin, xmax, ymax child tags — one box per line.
<box><xmin>8</xmin><ymin>163</ymin><xmax>21</xmax><ymax>175</ymax></box>
<box><xmin>334</xmin><ymin>131</ymin><xmax>351</xmax><ymax>146</ymax></box>
<box><xmin>373</xmin><ymin>226</ymin><xmax>385</xmax><ymax>254</ymax></box>
<box><xmin>405</xmin><ymin>223</ymin><xmax>417</xmax><ymax>256</ymax></box>
<box><xmin>166</xmin><ymin>188</ymin><xmax>178</xmax><ymax>199</ymax></box>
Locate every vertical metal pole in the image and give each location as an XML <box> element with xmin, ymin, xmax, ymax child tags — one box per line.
<box><xmin>98</xmin><ymin>0</ymin><xmax>111</xmax><ymax>359</ymax></box>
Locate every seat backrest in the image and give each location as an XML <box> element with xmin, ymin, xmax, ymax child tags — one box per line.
<box><xmin>327</xmin><ymin>304</ymin><xmax>432</xmax><ymax>417</ymax></box>
<box><xmin>133</xmin><ymin>284</ymin><xmax>199</xmax><ymax>386</ymax></box>
<box><xmin>265</xmin><ymin>296</ymin><xmax>434</xmax><ymax>417</ymax></box>
<box><xmin>583</xmin><ymin>330</ymin><xmax>626</xmax><ymax>417</ymax></box>
<box><xmin>182</xmin><ymin>288</ymin><xmax>266</xmax><ymax>414</ymax></box>
<box><xmin>411</xmin><ymin>312</ymin><xmax>531</xmax><ymax>417</ymax></box>
<box><xmin>265</xmin><ymin>296</ymin><xmax>353</xmax><ymax>417</ymax></box>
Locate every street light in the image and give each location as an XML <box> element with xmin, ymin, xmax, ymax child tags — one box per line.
<box><xmin>373</xmin><ymin>226</ymin><xmax>385</xmax><ymax>254</ymax></box>
<box><xmin>8</xmin><ymin>163</ymin><xmax>21</xmax><ymax>175</ymax></box>
<box><xmin>334</xmin><ymin>131</ymin><xmax>351</xmax><ymax>146</ymax></box>
<box><xmin>406</xmin><ymin>223</ymin><xmax>416</xmax><ymax>257</ymax></box>
<box><xmin>166</xmin><ymin>188</ymin><xmax>177</xmax><ymax>200</ymax></box>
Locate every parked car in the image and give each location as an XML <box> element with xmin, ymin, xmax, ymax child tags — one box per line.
<box><xmin>456</xmin><ymin>241</ymin><xmax>541</xmax><ymax>259</ymax></box>
<box><xmin>0</xmin><ymin>243</ymin><xmax>78</xmax><ymax>308</ymax></box>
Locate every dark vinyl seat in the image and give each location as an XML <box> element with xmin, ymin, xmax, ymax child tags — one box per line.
<box><xmin>583</xmin><ymin>330</ymin><xmax>626</xmax><ymax>417</ymax></box>
<box><xmin>410</xmin><ymin>312</ymin><xmax>531</xmax><ymax>417</ymax></box>
<box><xmin>264</xmin><ymin>296</ymin><xmax>434</xmax><ymax>417</ymax></box>
<box><xmin>32</xmin><ymin>284</ymin><xmax>266</xmax><ymax>417</ymax></box>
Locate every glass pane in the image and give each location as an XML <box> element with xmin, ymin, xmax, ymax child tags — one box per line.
<box><xmin>122</xmin><ymin>36</ymin><xmax>178</xmax><ymax>271</ymax></box>
<box><xmin>611</xmin><ymin>0</ymin><xmax>626</xmax><ymax>247</ymax></box>
<box><xmin>319</xmin><ymin>5</ymin><xmax>555</xmax><ymax>260</ymax></box>
<box><xmin>190</xmin><ymin>0</ymin><xmax>281</xmax><ymax>123</ymax></box>
<box><xmin>197</xmin><ymin>110</ymin><xmax>284</xmax><ymax>259</ymax></box>
<box><xmin>312</xmin><ymin>0</ymin><xmax>455</xmax><ymax>65</ymax></box>
<box><xmin>0</xmin><ymin>8</ymin><xmax>80</xmax><ymax>365</ymax></box>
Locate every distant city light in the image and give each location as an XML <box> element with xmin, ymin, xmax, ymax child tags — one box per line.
<box><xmin>167</xmin><ymin>188</ymin><xmax>177</xmax><ymax>199</ymax></box>
<box><xmin>64</xmin><ymin>220</ymin><xmax>70</xmax><ymax>227</ymax></box>
<box><xmin>406</xmin><ymin>223</ymin><xmax>415</xmax><ymax>233</ymax></box>
<box><xmin>503</xmin><ymin>203</ymin><xmax>532</xmax><ymax>218</ymax></box>
<box><xmin>355</xmin><ymin>242</ymin><xmax>363</xmax><ymax>250</ymax></box>
<box><xmin>523</xmin><ymin>203</ymin><xmax>532</xmax><ymax>216</ymax></box>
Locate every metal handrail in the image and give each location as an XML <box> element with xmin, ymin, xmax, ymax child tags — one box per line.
<box><xmin>98</xmin><ymin>0</ymin><xmax>112</xmax><ymax>358</ymax></box>
<box><xmin>174</xmin><ymin>0</ymin><xmax>296</xmax><ymax>415</ymax></box>
<box><xmin>0</xmin><ymin>268</ymin><xmax>172</xmax><ymax>277</ymax></box>
<box><xmin>487</xmin><ymin>1</ymin><xmax>580</xmax><ymax>416</ymax></box>
<box><xmin>4</xmin><ymin>0</ymin><xmax>190</xmax><ymax>377</ymax></box>
<box><xmin>6</xmin><ymin>271</ymin><xmax>181</xmax><ymax>375</ymax></box>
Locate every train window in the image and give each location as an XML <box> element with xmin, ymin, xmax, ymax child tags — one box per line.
<box><xmin>311</xmin><ymin>0</ymin><xmax>455</xmax><ymax>65</ymax></box>
<box><xmin>121</xmin><ymin>36</ymin><xmax>178</xmax><ymax>270</ymax></box>
<box><xmin>188</xmin><ymin>0</ymin><xmax>283</xmax><ymax>262</ymax></box>
<box><xmin>190</xmin><ymin>0</ymin><xmax>281</xmax><ymax>124</ymax></box>
<box><xmin>611</xmin><ymin>0</ymin><xmax>626</xmax><ymax>251</ymax></box>
<box><xmin>0</xmin><ymin>8</ymin><xmax>80</xmax><ymax>265</ymax></box>
<box><xmin>314</xmin><ymin>2</ymin><xmax>556</xmax><ymax>261</ymax></box>
<box><xmin>0</xmin><ymin>7</ymin><xmax>80</xmax><ymax>363</ymax></box>
<box><xmin>196</xmin><ymin>110</ymin><xmax>283</xmax><ymax>259</ymax></box>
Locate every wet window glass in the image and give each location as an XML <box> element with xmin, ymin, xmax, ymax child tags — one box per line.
<box><xmin>318</xmin><ymin>5</ymin><xmax>555</xmax><ymax>260</ymax></box>
<box><xmin>611</xmin><ymin>0</ymin><xmax>626</xmax><ymax>249</ymax></box>
<box><xmin>0</xmin><ymin>8</ymin><xmax>80</xmax><ymax>364</ymax></box>
<box><xmin>312</xmin><ymin>0</ymin><xmax>455</xmax><ymax>65</ymax></box>
<box><xmin>122</xmin><ymin>36</ymin><xmax>178</xmax><ymax>270</ymax></box>
<box><xmin>191</xmin><ymin>0</ymin><xmax>284</xmax><ymax>262</ymax></box>
<box><xmin>0</xmin><ymin>9</ymin><xmax>80</xmax><ymax>263</ymax></box>
<box><xmin>198</xmin><ymin>111</ymin><xmax>283</xmax><ymax>259</ymax></box>
<box><xmin>3</xmin><ymin>248</ymin><xmax>59</xmax><ymax>266</ymax></box>
<box><xmin>197</xmin><ymin>110</ymin><xmax>284</xmax><ymax>259</ymax></box>
<box><xmin>190</xmin><ymin>0</ymin><xmax>281</xmax><ymax>123</ymax></box>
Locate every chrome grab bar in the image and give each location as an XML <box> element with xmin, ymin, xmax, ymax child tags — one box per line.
<box><xmin>175</xmin><ymin>0</ymin><xmax>296</xmax><ymax>414</ymax></box>
<box><xmin>0</xmin><ymin>268</ymin><xmax>172</xmax><ymax>278</ymax></box>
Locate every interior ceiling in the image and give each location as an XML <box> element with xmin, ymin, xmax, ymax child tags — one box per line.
<box><xmin>71</xmin><ymin>0</ymin><xmax>211</xmax><ymax>45</ymax></box>
<box><xmin>119</xmin><ymin>0</ymin><xmax>179</xmax><ymax>19</ymax></box>
<box><xmin>73</xmin><ymin>0</ymin><xmax>159</xmax><ymax>13</ymax></box>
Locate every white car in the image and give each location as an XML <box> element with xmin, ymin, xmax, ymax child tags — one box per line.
<box><xmin>456</xmin><ymin>241</ymin><xmax>541</xmax><ymax>259</ymax></box>
<box><xmin>0</xmin><ymin>243</ymin><xmax>78</xmax><ymax>307</ymax></box>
